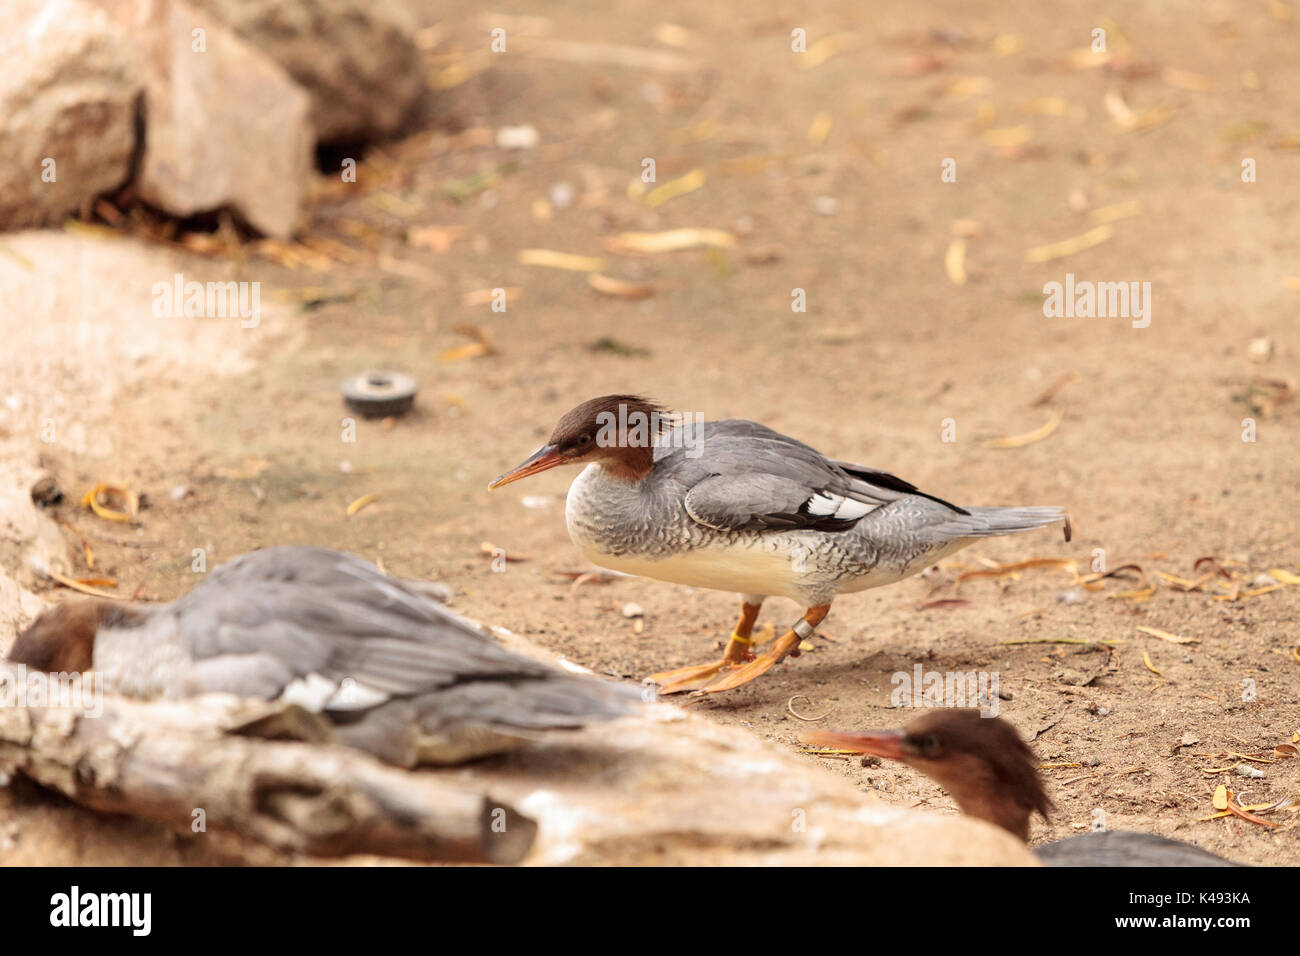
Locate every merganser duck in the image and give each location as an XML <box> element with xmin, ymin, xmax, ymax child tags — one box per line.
<box><xmin>807</xmin><ymin>710</ymin><xmax>1244</xmax><ymax>866</ymax></box>
<box><xmin>490</xmin><ymin>395</ymin><xmax>1069</xmax><ymax>694</ymax></box>
<box><xmin>6</xmin><ymin>546</ymin><xmax>638</xmax><ymax>767</ymax></box>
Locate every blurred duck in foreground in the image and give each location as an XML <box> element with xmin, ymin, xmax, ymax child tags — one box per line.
<box><xmin>7</xmin><ymin>546</ymin><xmax>638</xmax><ymax>767</ymax></box>
<box><xmin>491</xmin><ymin>395</ymin><xmax>1069</xmax><ymax>695</ymax></box>
<box><xmin>807</xmin><ymin>710</ymin><xmax>1243</xmax><ymax>867</ymax></box>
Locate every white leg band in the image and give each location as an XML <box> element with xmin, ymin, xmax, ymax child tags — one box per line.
<box><xmin>793</xmin><ymin>619</ymin><xmax>815</xmax><ymax>639</ymax></box>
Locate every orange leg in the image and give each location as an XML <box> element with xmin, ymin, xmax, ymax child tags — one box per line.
<box><xmin>648</xmin><ymin>601</ymin><xmax>762</xmax><ymax>694</ymax></box>
<box><xmin>695</xmin><ymin>604</ymin><xmax>831</xmax><ymax>694</ymax></box>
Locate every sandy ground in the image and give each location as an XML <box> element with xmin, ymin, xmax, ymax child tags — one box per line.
<box><xmin>2</xmin><ymin>0</ymin><xmax>1297</xmax><ymax>864</ymax></box>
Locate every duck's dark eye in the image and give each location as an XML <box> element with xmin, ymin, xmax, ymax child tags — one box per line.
<box><xmin>921</xmin><ymin>734</ymin><xmax>943</xmax><ymax>758</ymax></box>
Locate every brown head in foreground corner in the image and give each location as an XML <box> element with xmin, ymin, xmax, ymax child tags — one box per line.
<box><xmin>806</xmin><ymin>709</ymin><xmax>1053</xmax><ymax>842</ymax></box>
<box><xmin>8</xmin><ymin>600</ymin><xmax>140</xmax><ymax>673</ymax></box>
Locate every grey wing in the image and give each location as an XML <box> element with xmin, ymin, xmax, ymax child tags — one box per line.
<box><xmin>172</xmin><ymin>547</ymin><xmax>564</xmax><ymax>708</ymax></box>
<box><xmin>673</xmin><ymin>420</ymin><xmax>963</xmax><ymax>534</ymax></box>
<box><xmin>1036</xmin><ymin>831</ymin><xmax>1243</xmax><ymax>867</ymax></box>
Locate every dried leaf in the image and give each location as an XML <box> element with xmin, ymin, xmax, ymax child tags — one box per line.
<box><xmin>480</xmin><ymin>541</ymin><xmax>529</xmax><ymax>562</ymax></box>
<box><xmin>643</xmin><ymin>169</ymin><xmax>706</xmax><ymax>208</ymax></box>
<box><xmin>1153</xmin><ymin>570</ymin><xmax>1213</xmax><ymax>591</ymax></box>
<box><xmin>604</xmin><ymin>228</ymin><xmax>736</xmax><ymax>255</ymax></box>
<box><xmin>587</xmin><ymin>274</ymin><xmax>655</xmax><ymax>299</ymax></box>
<box><xmin>438</xmin><ymin>342</ymin><xmax>492</xmax><ymax>363</ymax></box>
<box><xmin>345</xmin><ymin>493</ymin><xmax>377</xmax><ymax>516</ymax></box>
<box><xmin>408</xmin><ymin>225</ymin><xmax>467</xmax><ymax>253</ymax></box>
<box><xmin>1024</xmin><ymin>225</ymin><xmax>1112</xmax><ymax>263</ymax></box>
<box><xmin>1089</xmin><ymin>200</ymin><xmax>1141</xmax><ymax>224</ymax></box>
<box><xmin>984</xmin><ymin>125</ymin><xmax>1031</xmax><ymax>148</ymax></box>
<box><xmin>463</xmin><ymin>287</ymin><xmax>523</xmax><ymax>307</ymax></box>
<box><xmin>918</xmin><ymin>598</ymin><xmax>972</xmax><ymax>611</ymax></box>
<box><xmin>1135</xmin><ymin>625</ymin><xmax>1198</xmax><ymax>645</ymax></box>
<box><xmin>980</xmin><ymin>409</ymin><xmax>1064</xmax><ymax>448</ymax></box>
<box><xmin>944</xmin><ymin>238</ymin><xmax>967</xmax><ymax>285</ymax></box>
<box><xmin>1212</xmin><ymin>785</ymin><xmax>1229</xmax><ymax>810</ymax></box>
<box><xmin>808</xmin><ymin>112</ymin><xmax>834</xmax><ymax>146</ymax></box>
<box><xmin>1142</xmin><ymin>650</ymin><xmax>1163</xmax><ymax>677</ymax></box>
<box><xmin>81</xmin><ymin>483</ymin><xmax>138</xmax><ymax>523</ymax></box>
<box><xmin>1030</xmin><ymin>371</ymin><xmax>1081</xmax><ymax>406</ymax></box>
<box><xmin>42</xmin><ymin>569</ymin><xmax>125</xmax><ymax>600</ymax></box>
<box><xmin>958</xmin><ymin>557</ymin><xmax>1076</xmax><ymax>582</ymax></box>
<box><xmin>517</xmin><ymin>249</ymin><xmax>605</xmax><ymax>271</ymax></box>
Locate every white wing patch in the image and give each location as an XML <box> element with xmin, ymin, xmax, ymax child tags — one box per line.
<box><xmin>279</xmin><ymin>672</ymin><xmax>391</xmax><ymax>711</ymax></box>
<box><xmin>805</xmin><ymin>493</ymin><xmax>874</xmax><ymax>521</ymax></box>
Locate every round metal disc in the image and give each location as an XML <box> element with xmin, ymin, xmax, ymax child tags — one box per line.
<box><xmin>341</xmin><ymin>371</ymin><xmax>419</xmax><ymax>419</ymax></box>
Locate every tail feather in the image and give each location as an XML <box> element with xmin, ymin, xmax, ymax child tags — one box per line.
<box><xmin>944</xmin><ymin>506</ymin><xmax>1071</xmax><ymax>541</ymax></box>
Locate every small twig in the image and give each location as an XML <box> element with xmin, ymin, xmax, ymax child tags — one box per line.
<box><xmin>1001</xmin><ymin>637</ymin><xmax>1122</xmax><ymax>647</ymax></box>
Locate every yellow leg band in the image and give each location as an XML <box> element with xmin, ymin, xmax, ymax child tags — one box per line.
<box><xmin>728</xmin><ymin>632</ymin><xmax>755</xmax><ymax>645</ymax></box>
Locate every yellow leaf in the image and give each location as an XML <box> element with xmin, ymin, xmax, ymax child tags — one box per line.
<box><xmin>944</xmin><ymin>238</ymin><xmax>968</xmax><ymax>285</ymax></box>
<box><xmin>980</xmin><ymin>410</ymin><xmax>1064</xmax><ymax>449</ymax></box>
<box><xmin>1025</xmin><ymin>225</ymin><xmax>1113</xmax><ymax>263</ymax></box>
<box><xmin>808</xmin><ymin>112</ymin><xmax>834</xmax><ymax>147</ymax></box>
<box><xmin>81</xmin><ymin>483</ymin><xmax>138</xmax><ymax>523</ymax></box>
<box><xmin>1142</xmin><ymin>650</ymin><xmax>1163</xmax><ymax>676</ymax></box>
<box><xmin>605</xmin><ymin>228</ymin><xmax>736</xmax><ymax>255</ymax></box>
<box><xmin>346</xmin><ymin>493</ymin><xmax>377</xmax><ymax>516</ymax></box>
<box><xmin>587</xmin><ymin>274</ymin><xmax>655</xmax><ymax>299</ymax></box>
<box><xmin>1135</xmin><ymin>625</ymin><xmax>1198</xmax><ymax>644</ymax></box>
<box><xmin>643</xmin><ymin>169</ymin><xmax>706</xmax><ymax>208</ymax></box>
<box><xmin>517</xmin><ymin>249</ymin><xmax>605</xmax><ymax>271</ymax></box>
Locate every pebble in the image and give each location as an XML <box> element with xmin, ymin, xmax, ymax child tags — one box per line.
<box><xmin>621</xmin><ymin>602</ymin><xmax>644</xmax><ymax>619</ymax></box>
<box><xmin>496</xmin><ymin>124</ymin><xmax>540</xmax><ymax>150</ymax></box>
<box><xmin>1057</xmin><ymin>587</ymin><xmax>1086</xmax><ymax>605</ymax></box>
<box><xmin>1247</xmin><ymin>337</ymin><xmax>1273</xmax><ymax>363</ymax></box>
<box><xmin>811</xmin><ymin>196</ymin><xmax>838</xmax><ymax>216</ymax></box>
<box><xmin>549</xmin><ymin>182</ymin><xmax>575</xmax><ymax>209</ymax></box>
<box><xmin>1235</xmin><ymin>764</ymin><xmax>1265</xmax><ymax>778</ymax></box>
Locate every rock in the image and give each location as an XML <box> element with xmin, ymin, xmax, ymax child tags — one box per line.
<box><xmin>496</xmin><ymin>125</ymin><xmax>540</xmax><ymax>150</ymax></box>
<box><xmin>183</xmin><ymin>0</ymin><xmax>425</xmax><ymax>144</ymax></box>
<box><xmin>0</xmin><ymin>0</ymin><xmax>141</xmax><ymax>230</ymax></box>
<box><xmin>812</xmin><ymin>196</ymin><xmax>839</xmax><ymax>216</ymax></box>
<box><xmin>91</xmin><ymin>0</ymin><xmax>313</xmax><ymax>237</ymax></box>
<box><xmin>29</xmin><ymin>477</ymin><xmax>63</xmax><ymax>508</ymax></box>
<box><xmin>1057</xmin><ymin>587</ymin><xmax>1085</xmax><ymax>605</ymax></box>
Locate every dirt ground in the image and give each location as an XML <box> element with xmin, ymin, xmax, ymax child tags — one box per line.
<box><xmin>4</xmin><ymin>0</ymin><xmax>1298</xmax><ymax>864</ymax></box>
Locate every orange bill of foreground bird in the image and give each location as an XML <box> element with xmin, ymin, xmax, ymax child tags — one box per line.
<box><xmin>490</xmin><ymin>395</ymin><xmax>1070</xmax><ymax>695</ymax></box>
<box><xmin>806</xmin><ymin>710</ymin><xmax>1244</xmax><ymax>866</ymax></box>
<box><xmin>6</xmin><ymin>546</ymin><xmax>638</xmax><ymax>766</ymax></box>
